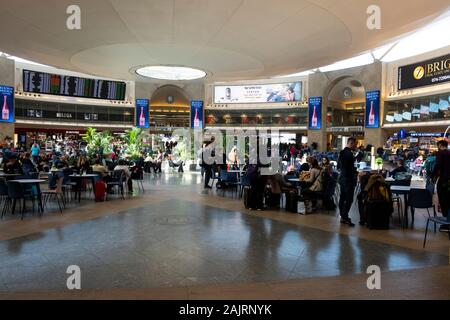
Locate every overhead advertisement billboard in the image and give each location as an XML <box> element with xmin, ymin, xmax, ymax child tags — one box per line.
<box><xmin>398</xmin><ymin>53</ymin><xmax>450</xmax><ymax>90</ymax></box>
<box><xmin>214</xmin><ymin>82</ymin><xmax>302</xmax><ymax>104</ymax></box>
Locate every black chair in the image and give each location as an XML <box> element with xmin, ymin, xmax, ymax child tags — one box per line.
<box><xmin>315</xmin><ymin>173</ymin><xmax>337</xmax><ymax>214</ymax></box>
<box><xmin>106</xmin><ymin>170</ymin><xmax>125</xmax><ymax>199</ymax></box>
<box><xmin>238</xmin><ymin>174</ymin><xmax>251</xmax><ymax>199</ymax></box>
<box><xmin>131</xmin><ymin>166</ymin><xmax>145</xmax><ymax>192</ymax></box>
<box><xmin>2</xmin><ymin>181</ymin><xmax>32</xmax><ymax>220</ymax></box>
<box><xmin>409</xmin><ymin>188</ymin><xmax>436</xmax><ymax>225</ymax></box>
<box><xmin>0</xmin><ymin>179</ymin><xmax>8</xmax><ymax>207</ymax></box>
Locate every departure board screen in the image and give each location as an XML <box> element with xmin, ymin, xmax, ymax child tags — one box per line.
<box><xmin>23</xmin><ymin>69</ymin><xmax>126</xmax><ymax>100</ymax></box>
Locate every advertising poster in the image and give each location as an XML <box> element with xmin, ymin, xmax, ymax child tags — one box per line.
<box><xmin>214</xmin><ymin>82</ymin><xmax>301</xmax><ymax>104</ymax></box>
<box><xmin>0</xmin><ymin>85</ymin><xmax>14</xmax><ymax>123</ymax></box>
<box><xmin>365</xmin><ymin>90</ymin><xmax>380</xmax><ymax>128</ymax></box>
<box><xmin>135</xmin><ymin>99</ymin><xmax>149</xmax><ymax>129</ymax></box>
<box><xmin>398</xmin><ymin>53</ymin><xmax>450</xmax><ymax>90</ymax></box>
<box><xmin>191</xmin><ymin>100</ymin><xmax>204</xmax><ymax>129</ymax></box>
<box><xmin>308</xmin><ymin>97</ymin><xmax>322</xmax><ymax>130</ymax></box>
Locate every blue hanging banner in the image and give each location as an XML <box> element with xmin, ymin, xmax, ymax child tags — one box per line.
<box><xmin>135</xmin><ymin>99</ymin><xmax>149</xmax><ymax>128</ymax></box>
<box><xmin>0</xmin><ymin>85</ymin><xmax>14</xmax><ymax>123</ymax></box>
<box><xmin>308</xmin><ymin>97</ymin><xmax>322</xmax><ymax>130</ymax></box>
<box><xmin>365</xmin><ymin>90</ymin><xmax>380</xmax><ymax>128</ymax></box>
<box><xmin>191</xmin><ymin>100</ymin><xmax>204</xmax><ymax>129</ymax></box>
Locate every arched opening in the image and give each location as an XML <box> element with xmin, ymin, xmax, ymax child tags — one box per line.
<box><xmin>326</xmin><ymin>76</ymin><xmax>366</xmax><ymax>150</ymax></box>
<box><xmin>150</xmin><ymin>85</ymin><xmax>191</xmax><ymax>132</ymax></box>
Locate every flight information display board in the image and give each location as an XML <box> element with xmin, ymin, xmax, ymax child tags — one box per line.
<box><xmin>23</xmin><ymin>69</ymin><xmax>126</xmax><ymax>100</ymax></box>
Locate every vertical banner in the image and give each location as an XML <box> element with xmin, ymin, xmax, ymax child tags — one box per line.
<box><xmin>365</xmin><ymin>90</ymin><xmax>380</xmax><ymax>128</ymax></box>
<box><xmin>191</xmin><ymin>100</ymin><xmax>204</xmax><ymax>129</ymax></box>
<box><xmin>308</xmin><ymin>97</ymin><xmax>322</xmax><ymax>130</ymax></box>
<box><xmin>135</xmin><ymin>99</ymin><xmax>149</xmax><ymax>128</ymax></box>
<box><xmin>0</xmin><ymin>85</ymin><xmax>14</xmax><ymax>123</ymax></box>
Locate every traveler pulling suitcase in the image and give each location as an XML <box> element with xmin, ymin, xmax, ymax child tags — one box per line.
<box><xmin>95</xmin><ymin>180</ymin><xmax>106</xmax><ymax>202</ymax></box>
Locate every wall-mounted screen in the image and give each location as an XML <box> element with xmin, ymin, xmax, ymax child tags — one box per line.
<box><xmin>135</xmin><ymin>99</ymin><xmax>149</xmax><ymax>129</ymax></box>
<box><xmin>365</xmin><ymin>90</ymin><xmax>380</xmax><ymax>128</ymax></box>
<box><xmin>191</xmin><ymin>100</ymin><xmax>204</xmax><ymax>129</ymax></box>
<box><xmin>23</xmin><ymin>69</ymin><xmax>126</xmax><ymax>100</ymax></box>
<box><xmin>214</xmin><ymin>82</ymin><xmax>302</xmax><ymax>104</ymax></box>
<box><xmin>308</xmin><ymin>97</ymin><xmax>322</xmax><ymax>130</ymax></box>
<box><xmin>0</xmin><ymin>85</ymin><xmax>14</xmax><ymax>123</ymax></box>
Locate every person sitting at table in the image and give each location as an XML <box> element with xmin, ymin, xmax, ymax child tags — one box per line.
<box><xmin>48</xmin><ymin>162</ymin><xmax>65</xmax><ymax>189</ymax></box>
<box><xmin>92</xmin><ymin>159</ymin><xmax>109</xmax><ymax>178</ymax></box>
<box><xmin>299</xmin><ymin>157</ymin><xmax>321</xmax><ymax>190</ymax></box>
<box><xmin>143</xmin><ymin>153</ymin><xmax>155</xmax><ymax>173</ymax></box>
<box><xmin>21</xmin><ymin>152</ymin><xmax>37</xmax><ymax>176</ymax></box>
<box><xmin>114</xmin><ymin>159</ymin><xmax>133</xmax><ymax>194</ymax></box>
<box><xmin>3</xmin><ymin>156</ymin><xmax>23</xmax><ymax>174</ymax></box>
<box><xmin>76</xmin><ymin>155</ymin><xmax>91</xmax><ymax>174</ymax></box>
<box><xmin>390</xmin><ymin>159</ymin><xmax>407</xmax><ymax>178</ymax></box>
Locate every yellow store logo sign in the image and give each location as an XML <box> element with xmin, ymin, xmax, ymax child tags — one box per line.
<box><xmin>413</xmin><ymin>66</ymin><xmax>425</xmax><ymax>80</ymax></box>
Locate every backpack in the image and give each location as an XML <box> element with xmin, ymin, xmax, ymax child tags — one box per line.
<box><xmin>424</xmin><ymin>156</ymin><xmax>436</xmax><ymax>177</ymax></box>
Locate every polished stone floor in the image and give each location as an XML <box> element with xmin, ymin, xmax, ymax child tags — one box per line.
<box><xmin>0</xmin><ymin>173</ymin><xmax>448</xmax><ymax>298</ymax></box>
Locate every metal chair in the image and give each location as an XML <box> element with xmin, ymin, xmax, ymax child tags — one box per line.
<box><xmin>2</xmin><ymin>181</ymin><xmax>31</xmax><ymax>220</ymax></box>
<box><xmin>423</xmin><ymin>213</ymin><xmax>450</xmax><ymax>248</ymax></box>
<box><xmin>106</xmin><ymin>170</ymin><xmax>125</xmax><ymax>199</ymax></box>
<box><xmin>42</xmin><ymin>177</ymin><xmax>65</xmax><ymax>214</ymax></box>
<box><xmin>409</xmin><ymin>188</ymin><xmax>436</xmax><ymax>225</ymax></box>
<box><xmin>131</xmin><ymin>166</ymin><xmax>145</xmax><ymax>192</ymax></box>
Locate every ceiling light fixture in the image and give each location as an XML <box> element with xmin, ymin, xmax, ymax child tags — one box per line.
<box><xmin>136</xmin><ymin>66</ymin><xmax>207</xmax><ymax>81</ymax></box>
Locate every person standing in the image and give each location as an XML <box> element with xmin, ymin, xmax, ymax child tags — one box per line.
<box><xmin>202</xmin><ymin>141</ymin><xmax>215</xmax><ymax>189</ymax></box>
<box><xmin>337</xmin><ymin>137</ymin><xmax>357</xmax><ymax>227</ymax></box>
<box><xmin>432</xmin><ymin>140</ymin><xmax>450</xmax><ymax>231</ymax></box>
<box><xmin>31</xmin><ymin>142</ymin><xmax>40</xmax><ymax>164</ymax></box>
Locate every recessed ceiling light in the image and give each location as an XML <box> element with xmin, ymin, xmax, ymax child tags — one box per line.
<box><xmin>136</xmin><ymin>66</ymin><xmax>207</xmax><ymax>81</ymax></box>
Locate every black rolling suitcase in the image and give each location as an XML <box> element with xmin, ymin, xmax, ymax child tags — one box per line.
<box><xmin>366</xmin><ymin>200</ymin><xmax>391</xmax><ymax>230</ymax></box>
<box><xmin>285</xmin><ymin>191</ymin><xmax>298</xmax><ymax>213</ymax></box>
<box><xmin>265</xmin><ymin>191</ymin><xmax>281</xmax><ymax>208</ymax></box>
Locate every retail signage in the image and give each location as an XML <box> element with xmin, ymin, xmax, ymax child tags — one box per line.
<box><xmin>398</xmin><ymin>53</ymin><xmax>450</xmax><ymax>90</ymax></box>
<box><xmin>409</xmin><ymin>132</ymin><xmax>443</xmax><ymax>137</ymax></box>
<box><xmin>56</xmin><ymin>112</ymin><xmax>73</xmax><ymax>119</ymax></box>
<box><xmin>398</xmin><ymin>129</ymin><xmax>407</xmax><ymax>139</ymax></box>
<box><xmin>23</xmin><ymin>69</ymin><xmax>126</xmax><ymax>100</ymax></box>
<box><xmin>84</xmin><ymin>113</ymin><xmax>98</xmax><ymax>121</ymax></box>
<box><xmin>27</xmin><ymin>109</ymin><xmax>42</xmax><ymax>118</ymax></box>
<box><xmin>135</xmin><ymin>99</ymin><xmax>149</xmax><ymax>129</ymax></box>
<box><xmin>365</xmin><ymin>90</ymin><xmax>380</xmax><ymax>128</ymax></box>
<box><xmin>308</xmin><ymin>97</ymin><xmax>322</xmax><ymax>130</ymax></box>
<box><xmin>0</xmin><ymin>85</ymin><xmax>14</xmax><ymax>123</ymax></box>
<box><xmin>214</xmin><ymin>82</ymin><xmax>302</xmax><ymax>104</ymax></box>
<box><xmin>327</xmin><ymin>126</ymin><xmax>364</xmax><ymax>133</ymax></box>
<box><xmin>191</xmin><ymin>100</ymin><xmax>204</xmax><ymax>130</ymax></box>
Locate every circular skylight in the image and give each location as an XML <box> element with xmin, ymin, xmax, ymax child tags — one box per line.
<box><xmin>136</xmin><ymin>66</ymin><xmax>207</xmax><ymax>80</ymax></box>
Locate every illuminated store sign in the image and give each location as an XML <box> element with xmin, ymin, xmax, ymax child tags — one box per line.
<box><xmin>398</xmin><ymin>53</ymin><xmax>450</xmax><ymax>90</ymax></box>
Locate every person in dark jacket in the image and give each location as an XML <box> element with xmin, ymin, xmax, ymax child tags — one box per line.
<box><xmin>432</xmin><ymin>140</ymin><xmax>450</xmax><ymax>231</ymax></box>
<box><xmin>390</xmin><ymin>159</ymin><xmax>407</xmax><ymax>178</ymax></box>
<box><xmin>337</xmin><ymin>137</ymin><xmax>357</xmax><ymax>226</ymax></box>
